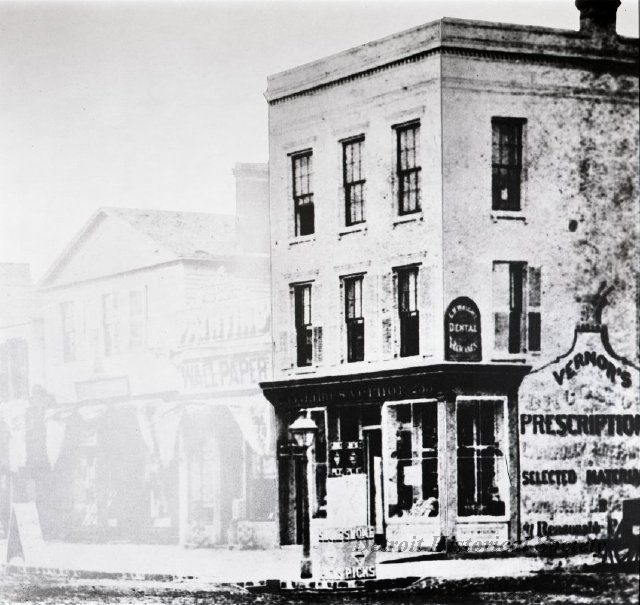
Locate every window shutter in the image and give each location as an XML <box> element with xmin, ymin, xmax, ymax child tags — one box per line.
<box><xmin>419</xmin><ymin>266</ymin><xmax>430</xmax><ymax>356</ymax></box>
<box><xmin>528</xmin><ymin>266</ymin><xmax>542</xmax><ymax>352</ymax></box>
<box><xmin>492</xmin><ymin>263</ymin><xmax>510</xmax><ymax>352</ymax></box>
<box><xmin>0</xmin><ymin>343</ymin><xmax>8</xmax><ymax>401</ymax></box>
<box><xmin>10</xmin><ymin>339</ymin><xmax>29</xmax><ymax>399</ymax></box>
<box><xmin>364</xmin><ymin>274</ymin><xmax>375</xmax><ymax>361</ymax></box>
<box><xmin>380</xmin><ymin>273</ymin><xmax>394</xmax><ymax>359</ymax></box>
<box><xmin>277</xmin><ymin>330</ymin><xmax>291</xmax><ymax>371</ymax></box>
<box><xmin>339</xmin><ymin>280</ymin><xmax>346</xmax><ymax>363</ymax></box>
<box><xmin>313</xmin><ymin>326</ymin><xmax>323</xmax><ymax>364</ymax></box>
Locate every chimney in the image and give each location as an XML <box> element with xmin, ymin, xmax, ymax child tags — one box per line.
<box><xmin>233</xmin><ymin>163</ymin><xmax>270</xmax><ymax>254</ymax></box>
<box><xmin>575</xmin><ymin>0</ymin><xmax>620</xmax><ymax>38</ymax></box>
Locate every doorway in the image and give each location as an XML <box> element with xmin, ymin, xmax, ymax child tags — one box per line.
<box><xmin>364</xmin><ymin>427</ymin><xmax>384</xmax><ymax>544</ymax></box>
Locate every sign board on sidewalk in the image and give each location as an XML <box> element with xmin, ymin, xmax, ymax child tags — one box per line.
<box><xmin>6</xmin><ymin>502</ymin><xmax>44</xmax><ymax>563</ymax></box>
<box><xmin>313</xmin><ymin>525</ymin><xmax>376</xmax><ymax>581</ymax></box>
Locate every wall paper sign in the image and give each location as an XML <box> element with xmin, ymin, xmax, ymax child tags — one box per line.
<box><xmin>445</xmin><ymin>297</ymin><xmax>482</xmax><ymax>361</ymax></box>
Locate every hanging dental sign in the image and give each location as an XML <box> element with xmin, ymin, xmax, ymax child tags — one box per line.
<box><xmin>444</xmin><ymin>297</ymin><xmax>482</xmax><ymax>361</ymax></box>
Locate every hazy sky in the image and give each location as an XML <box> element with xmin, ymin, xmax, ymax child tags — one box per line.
<box><xmin>1</xmin><ymin>0</ymin><xmax>638</xmax><ymax>280</ymax></box>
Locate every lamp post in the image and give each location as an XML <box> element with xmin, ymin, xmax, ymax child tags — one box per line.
<box><xmin>289</xmin><ymin>414</ymin><xmax>318</xmax><ymax>580</ymax></box>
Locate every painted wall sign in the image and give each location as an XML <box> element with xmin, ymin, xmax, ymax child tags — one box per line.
<box><xmin>181</xmin><ymin>353</ymin><xmax>269</xmax><ymax>391</ymax></box>
<box><xmin>518</xmin><ymin>325</ymin><xmax>640</xmax><ymax>542</ymax></box>
<box><xmin>444</xmin><ymin>297</ymin><xmax>481</xmax><ymax>361</ymax></box>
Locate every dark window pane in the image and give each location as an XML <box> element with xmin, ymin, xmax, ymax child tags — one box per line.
<box><xmin>339</xmin><ymin>407</ymin><xmax>360</xmax><ymax>441</ymax></box>
<box><xmin>397</xmin><ymin>123</ymin><xmax>421</xmax><ymax>214</ymax></box>
<box><xmin>293</xmin><ymin>152</ymin><xmax>314</xmax><ymax>235</ymax></box>
<box><xmin>528</xmin><ymin>311</ymin><xmax>541</xmax><ymax>352</ymax></box>
<box><xmin>400</xmin><ymin>311</ymin><xmax>419</xmax><ymax>357</ymax></box>
<box><xmin>344</xmin><ymin>138</ymin><xmax>365</xmax><ymax>226</ymax></box>
<box><xmin>492</xmin><ymin>119</ymin><xmax>523</xmax><ymax>211</ymax></box>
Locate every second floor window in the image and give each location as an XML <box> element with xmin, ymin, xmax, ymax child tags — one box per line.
<box><xmin>292</xmin><ymin>151</ymin><xmax>314</xmax><ymax>236</ymax></box>
<box><xmin>344</xmin><ymin>276</ymin><xmax>364</xmax><ymax>362</ymax></box>
<box><xmin>397</xmin><ymin>267</ymin><xmax>419</xmax><ymax>357</ymax></box>
<box><xmin>0</xmin><ymin>339</ymin><xmax>29</xmax><ymax>402</ymax></box>
<box><xmin>60</xmin><ymin>301</ymin><xmax>76</xmax><ymax>362</ymax></box>
<box><xmin>129</xmin><ymin>288</ymin><xmax>147</xmax><ymax>351</ymax></box>
<box><xmin>294</xmin><ymin>284</ymin><xmax>312</xmax><ymax>367</ymax></box>
<box><xmin>103</xmin><ymin>293</ymin><xmax>117</xmax><ymax>357</ymax></box>
<box><xmin>396</xmin><ymin>121</ymin><xmax>421</xmax><ymax>215</ymax></box>
<box><xmin>343</xmin><ymin>137</ymin><xmax>365</xmax><ymax>225</ymax></box>
<box><xmin>492</xmin><ymin>118</ymin><xmax>525</xmax><ymax>211</ymax></box>
<box><xmin>493</xmin><ymin>262</ymin><xmax>541</xmax><ymax>354</ymax></box>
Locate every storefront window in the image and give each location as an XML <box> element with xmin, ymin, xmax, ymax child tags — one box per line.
<box><xmin>384</xmin><ymin>401</ymin><xmax>438</xmax><ymax>519</ymax></box>
<box><xmin>457</xmin><ymin>399</ymin><xmax>507</xmax><ymax>517</ymax></box>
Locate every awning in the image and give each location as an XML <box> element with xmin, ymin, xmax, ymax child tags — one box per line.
<box><xmin>227</xmin><ymin>394</ymin><xmax>275</xmax><ymax>458</ymax></box>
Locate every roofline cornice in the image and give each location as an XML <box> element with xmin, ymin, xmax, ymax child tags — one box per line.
<box><xmin>267</xmin><ymin>44</ymin><xmax>639</xmax><ymax>106</ymax></box>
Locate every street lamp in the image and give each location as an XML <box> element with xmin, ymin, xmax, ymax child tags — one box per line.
<box><xmin>289</xmin><ymin>414</ymin><xmax>318</xmax><ymax>579</ymax></box>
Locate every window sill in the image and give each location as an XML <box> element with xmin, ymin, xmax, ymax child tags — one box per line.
<box><xmin>386</xmin><ymin>517</ymin><xmax>440</xmax><ymax>525</ymax></box>
<box><xmin>289</xmin><ymin>235</ymin><xmax>316</xmax><ymax>246</ymax></box>
<box><xmin>393</xmin><ymin>213</ymin><xmax>423</xmax><ymax>227</ymax></box>
<box><xmin>288</xmin><ymin>366</ymin><xmax>318</xmax><ymax>376</ymax></box>
<box><xmin>491</xmin><ymin>211</ymin><xmax>527</xmax><ymax>224</ymax></box>
<box><xmin>491</xmin><ymin>354</ymin><xmax>527</xmax><ymax>363</ymax></box>
<box><xmin>456</xmin><ymin>516</ymin><xmax>510</xmax><ymax>524</ymax></box>
<box><xmin>338</xmin><ymin>224</ymin><xmax>367</xmax><ymax>238</ymax></box>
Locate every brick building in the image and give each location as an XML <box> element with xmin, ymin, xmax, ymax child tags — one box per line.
<box><xmin>261</xmin><ymin>0</ymin><xmax>639</xmax><ymax>554</ymax></box>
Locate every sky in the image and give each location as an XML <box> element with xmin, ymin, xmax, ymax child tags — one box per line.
<box><xmin>1</xmin><ymin>0</ymin><xmax>638</xmax><ymax>281</ymax></box>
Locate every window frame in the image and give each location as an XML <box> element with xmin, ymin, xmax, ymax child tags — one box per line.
<box><xmin>293</xmin><ymin>283</ymin><xmax>313</xmax><ymax>367</ymax></box>
<box><xmin>102</xmin><ymin>293</ymin><xmax>117</xmax><ymax>357</ymax></box>
<box><xmin>343</xmin><ymin>275</ymin><xmax>365</xmax><ymax>363</ymax></box>
<box><xmin>492</xmin><ymin>261</ymin><xmax>541</xmax><ymax>355</ymax></box>
<box><xmin>129</xmin><ymin>287</ymin><xmax>148</xmax><ymax>351</ymax></box>
<box><xmin>455</xmin><ymin>396</ymin><xmax>509</xmax><ymax>520</ymax></box>
<box><xmin>382</xmin><ymin>399</ymin><xmax>440</xmax><ymax>524</ymax></box>
<box><xmin>291</xmin><ymin>150</ymin><xmax>314</xmax><ymax>237</ymax></box>
<box><xmin>491</xmin><ymin>117</ymin><xmax>526</xmax><ymax>212</ymax></box>
<box><xmin>342</xmin><ymin>136</ymin><xmax>366</xmax><ymax>226</ymax></box>
<box><xmin>60</xmin><ymin>301</ymin><xmax>76</xmax><ymax>363</ymax></box>
<box><xmin>395</xmin><ymin>120</ymin><xmax>422</xmax><ymax>216</ymax></box>
<box><xmin>396</xmin><ymin>266</ymin><xmax>420</xmax><ymax>357</ymax></box>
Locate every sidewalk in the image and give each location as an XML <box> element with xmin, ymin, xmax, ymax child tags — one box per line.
<box><xmin>0</xmin><ymin>539</ymin><xmax>601</xmax><ymax>587</ymax></box>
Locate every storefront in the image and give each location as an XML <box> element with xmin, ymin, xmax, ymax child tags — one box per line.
<box><xmin>262</xmin><ymin>363</ymin><xmax>530</xmax><ymax>550</ymax></box>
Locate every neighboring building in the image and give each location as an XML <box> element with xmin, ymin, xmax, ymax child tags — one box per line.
<box><xmin>29</xmin><ymin>163</ymin><xmax>277</xmax><ymax>546</ymax></box>
<box><xmin>0</xmin><ymin>263</ymin><xmax>40</xmax><ymax>538</ymax></box>
<box><xmin>261</xmin><ymin>0</ymin><xmax>639</xmax><ymax>555</ymax></box>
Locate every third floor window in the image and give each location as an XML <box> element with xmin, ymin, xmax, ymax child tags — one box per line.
<box><xmin>292</xmin><ymin>151</ymin><xmax>314</xmax><ymax>236</ymax></box>
<box><xmin>343</xmin><ymin>136</ymin><xmax>365</xmax><ymax>226</ymax></box>
<box><xmin>396</xmin><ymin>121</ymin><xmax>421</xmax><ymax>215</ymax></box>
<box><xmin>492</xmin><ymin>118</ymin><xmax>525</xmax><ymax>211</ymax></box>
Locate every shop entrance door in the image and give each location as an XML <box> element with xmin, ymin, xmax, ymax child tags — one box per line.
<box><xmin>364</xmin><ymin>428</ymin><xmax>384</xmax><ymax>543</ymax></box>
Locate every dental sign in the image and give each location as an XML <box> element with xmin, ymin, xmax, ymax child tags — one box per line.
<box><xmin>445</xmin><ymin>297</ymin><xmax>482</xmax><ymax>362</ymax></box>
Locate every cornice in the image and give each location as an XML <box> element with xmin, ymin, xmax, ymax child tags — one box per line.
<box><xmin>268</xmin><ymin>45</ymin><xmax>638</xmax><ymax>106</ymax></box>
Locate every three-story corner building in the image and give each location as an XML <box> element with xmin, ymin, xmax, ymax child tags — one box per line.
<box><xmin>261</xmin><ymin>1</ymin><xmax>639</xmax><ymax>551</ymax></box>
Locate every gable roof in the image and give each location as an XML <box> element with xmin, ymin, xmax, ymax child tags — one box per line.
<box><xmin>105</xmin><ymin>207</ymin><xmax>236</xmax><ymax>259</ymax></box>
<box><xmin>40</xmin><ymin>207</ymin><xmax>236</xmax><ymax>288</ymax></box>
